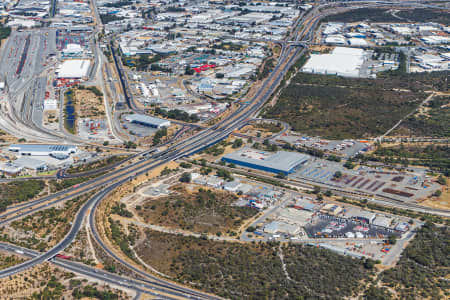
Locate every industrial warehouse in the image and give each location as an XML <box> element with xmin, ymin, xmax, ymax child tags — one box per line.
<box><xmin>222</xmin><ymin>148</ymin><xmax>309</xmax><ymax>175</ymax></box>
<box><xmin>56</xmin><ymin>59</ymin><xmax>91</xmax><ymax>79</ymax></box>
<box><xmin>124</xmin><ymin>114</ymin><xmax>171</xmax><ymax>129</ymax></box>
<box><xmin>8</xmin><ymin>144</ymin><xmax>77</xmax><ymax>157</ymax></box>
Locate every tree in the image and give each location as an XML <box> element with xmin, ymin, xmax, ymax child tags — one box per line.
<box><xmin>388</xmin><ymin>234</ymin><xmax>397</xmax><ymax>245</ymax></box>
<box><xmin>344</xmin><ymin>160</ymin><xmax>355</xmax><ymax>169</ymax></box>
<box><xmin>232</xmin><ymin>138</ymin><xmax>243</xmax><ymax>148</ymax></box>
<box><xmin>180</xmin><ymin>162</ymin><xmax>192</xmax><ymax>169</ymax></box>
<box><xmin>179</xmin><ymin>172</ymin><xmax>191</xmax><ymax>183</ymax></box>
<box><xmin>185</xmin><ymin>66</ymin><xmax>194</xmax><ymax>75</ymax></box>
<box><xmin>313</xmin><ymin>186</ymin><xmax>321</xmax><ymax>194</ymax></box>
<box><xmin>437</xmin><ymin>175</ymin><xmax>447</xmax><ymax>186</ymax></box>
<box><xmin>334</xmin><ymin>171</ymin><xmax>342</xmax><ymax>178</ymax></box>
<box><xmin>363</xmin><ymin>258</ymin><xmax>376</xmax><ymax>270</ymax></box>
<box><xmin>246</xmin><ymin>226</ymin><xmax>256</xmax><ymax>232</ymax></box>
<box><xmin>276</xmin><ymin>172</ymin><xmax>286</xmax><ymax>179</ymax></box>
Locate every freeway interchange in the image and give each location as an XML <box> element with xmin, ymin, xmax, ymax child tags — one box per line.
<box><xmin>0</xmin><ymin>1</ymin><xmax>448</xmax><ymax>299</ymax></box>
<box><xmin>0</xmin><ymin>3</ymin><xmax>312</xmax><ymax>297</ymax></box>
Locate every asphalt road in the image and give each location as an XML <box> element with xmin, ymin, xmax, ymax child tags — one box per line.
<box><xmin>0</xmin><ymin>14</ymin><xmax>306</xmax><ymax>298</ymax></box>
<box><xmin>0</xmin><ymin>1</ymin><xmax>446</xmax><ymax>298</ymax></box>
<box><xmin>0</xmin><ymin>242</ymin><xmax>196</xmax><ymax>300</ymax></box>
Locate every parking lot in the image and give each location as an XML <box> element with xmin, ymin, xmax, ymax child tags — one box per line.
<box><xmin>290</xmin><ymin>158</ymin><xmax>438</xmax><ymax>201</ymax></box>
<box><xmin>277</xmin><ymin>134</ymin><xmax>370</xmax><ymax>158</ymax></box>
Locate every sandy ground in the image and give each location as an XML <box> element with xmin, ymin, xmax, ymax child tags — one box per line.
<box><xmin>420</xmin><ymin>179</ymin><xmax>450</xmax><ymax>210</ymax></box>
<box><xmin>238</xmin><ymin>124</ymin><xmax>275</xmax><ymax>139</ymax></box>
<box><xmin>75</xmin><ymin>88</ymin><xmax>105</xmax><ymax>119</ymax></box>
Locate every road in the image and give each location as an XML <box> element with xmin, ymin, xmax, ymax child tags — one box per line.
<box><xmin>0</xmin><ymin>242</ymin><xmax>200</xmax><ymax>300</ymax></box>
<box><xmin>0</xmin><ymin>0</ymin><xmax>310</xmax><ymax>285</ymax></box>
<box><xmin>0</xmin><ymin>1</ymin><xmax>447</xmax><ymax>298</ymax></box>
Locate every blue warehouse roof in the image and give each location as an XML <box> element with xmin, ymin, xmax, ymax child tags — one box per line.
<box><xmin>222</xmin><ymin>147</ymin><xmax>309</xmax><ymax>174</ymax></box>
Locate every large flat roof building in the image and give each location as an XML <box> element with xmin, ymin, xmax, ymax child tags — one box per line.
<box><xmin>264</xmin><ymin>221</ymin><xmax>300</xmax><ymax>235</ymax></box>
<box><xmin>0</xmin><ymin>162</ymin><xmax>23</xmax><ymax>175</ymax></box>
<box><xmin>301</xmin><ymin>47</ymin><xmax>367</xmax><ymax>77</ymax></box>
<box><xmin>125</xmin><ymin>114</ymin><xmax>171</xmax><ymax>129</ymax></box>
<box><xmin>9</xmin><ymin>144</ymin><xmax>77</xmax><ymax>157</ymax></box>
<box><xmin>56</xmin><ymin>59</ymin><xmax>91</xmax><ymax>78</ymax></box>
<box><xmin>222</xmin><ymin>147</ymin><xmax>309</xmax><ymax>175</ymax></box>
<box><xmin>14</xmin><ymin>156</ymin><xmax>48</xmax><ymax>171</ymax></box>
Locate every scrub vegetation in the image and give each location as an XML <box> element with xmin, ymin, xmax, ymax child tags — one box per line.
<box><xmin>67</xmin><ymin>155</ymin><xmax>127</xmax><ymax>174</ymax></box>
<box><xmin>135</xmin><ymin>230</ymin><xmax>374</xmax><ymax>300</ymax></box>
<box><xmin>394</xmin><ymin>96</ymin><xmax>450</xmax><ymax>137</ymax></box>
<box><xmin>263</xmin><ymin>71</ymin><xmax>448</xmax><ymax>139</ymax></box>
<box><xmin>367</xmin><ymin>144</ymin><xmax>450</xmax><ymax>175</ymax></box>
<box><xmin>2</xmin><ymin>193</ymin><xmax>93</xmax><ymax>251</ymax></box>
<box><xmin>137</xmin><ymin>186</ymin><xmax>256</xmax><ymax>235</ymax></box>
<box><xmin>0</xmin><ymin>180</ymin><xmax>45</xmax><ymax>212</ymax></box>
<box><xmin>0</xmin><ymin>254</ymin><xmax>26</xmax><ymax>270</ymax></box>
<box><xmin>374</xmin><ymin>223</ymin><xmax>450</xmax><ymax>299</ymax></box>
<box><xmin>323</xmin><ymin>8</ymin><xmax>450</xmax><ymax>25</ymax></box>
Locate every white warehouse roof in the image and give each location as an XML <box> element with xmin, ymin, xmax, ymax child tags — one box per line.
<box><xmin>325</xmin><ymin>35</ymin><xmax>346</xmax><ymax>45</ymax></box>
<box><xmin>302</xmin><ymin>47</ymin><xmax>367</xmax><ymax>78</ymax></box>
<box><xmin>9</xmin><ymin>144</ymin><xmax>77</xmax><ymax>156</ymax></box>
<box><xmin>125</xmin><ymin>114</ymin><xmax>170</xmax><ymax>128</ymax></box>
<box><xmin>63</xmin><ymin>43</ymin><xmax>83</xmax><ymax>54</ymax></box>
<box><xmin>57</xmin><ymin>59</ymin><xmax>91</xmax><ymax>78</ymax></box>
<box><xmin>347</xmin><ymin>38</ymin><xmax>368</xmax><ymax>47</ymax></box>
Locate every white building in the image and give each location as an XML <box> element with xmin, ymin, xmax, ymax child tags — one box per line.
<box><xmin>224</xmin><ymin>180</ymin><xmax>241</xmax><ymax>192</ymax></box>
<box><xmin>347</xmin><ymin>38</ymin><xmax>368</xmax><ymax>47</ymax></box>
<box><xmin>56</xmin><ymin>59</ymin><xmax>91</xmax><ymax>79</ymax></box>
<box><xmin>63</xmin><ymin>43</ymin><xmax>83</xmax><ymax>56</ymax></box>
<box><xmin>325</xmin><ymin>35</ymin><xmax>346</xmax><ymax>45</ymax></box>
<box><xmin>0</xmin><ymin>162</ymin><xmax>23</xmax><ymax>175</ymax></box>
<box><xmin>14</xmin><ymin>156</ymin><xmax>48</xmax><ymax>171</ymax></box>
<box><xmin>44</xmin><ymin>99</ymin><xmax>58</xmax><ymax>110</ymax></box>
<box><xmin>125</xmin><ymin>114</ymin><xmax>170</xmax><ymax>129</ymax></box>
<box><xmin>9</xmin><ymin>144</ymin><xmax>77</xmax><ymax>157</ymax></box>
<box><xmin>302</xmin><ymin>47</ymin><xmax>368</xmax><ymax>77</ymax></box>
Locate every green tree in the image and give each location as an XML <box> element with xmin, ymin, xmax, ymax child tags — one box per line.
<box><xmin>388</xmin><ymin>235</ymin><xmax>397</xmax><ymax>245</ymax></box>
<box><xmin>232</xmin><ymin>138</ymin><xmax>243</xmax><ymax>148</ymax></box>
<box><xmin>437</xmin><ymin>175</ymin><xmax>447</xmax><ymax>186</ymax></box>
<box><xmin>180</xmin><ymin>172</ymin><xmax>191</xmax><ymax>183</ymax></box>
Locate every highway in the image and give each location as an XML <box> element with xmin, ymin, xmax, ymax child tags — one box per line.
<box><xmin>0</xmin><ymin>0</ymin><xmax>311</xmax><ymax>288</ymax></box>
<box><xmin>0</xmin><ymin>242</ymin><xmax>201</xmax><ymax>300</ymax></box>
<box><xmin>0</xmin><ymin>1</ymin><xmax>448</xmax><ymax>299</ymax></box>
